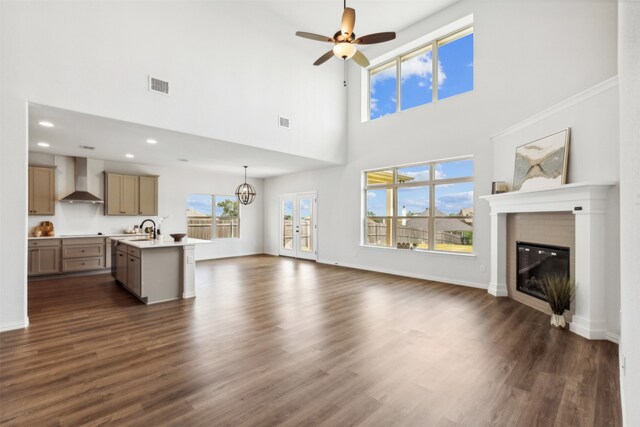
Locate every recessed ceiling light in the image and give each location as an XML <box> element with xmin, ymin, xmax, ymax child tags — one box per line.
<box><xmin>146</xmin><ymin>139</ymin><xmax>158</xmax><ymax>144</ymax></box>
<box><xmin>37</xmin><ymin>142</ymin><xmax>50</xmax><ymax>147</ymax></box>
<box><xmin>38</xmin><ymin>121</ymin><xmax>54</xmax><ymax>127</ymax></box>
<box><xmin>125</xmin><ymin>154</ymin><xmax>135</xmax><ymax>158</ymax></box>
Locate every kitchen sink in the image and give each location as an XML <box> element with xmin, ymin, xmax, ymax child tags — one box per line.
<box><xmin>128</xmin><ymin>238</ymin><xmax>152</xmax><ymax>242</ymax></box>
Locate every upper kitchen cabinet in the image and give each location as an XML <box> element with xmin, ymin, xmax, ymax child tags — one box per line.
<box><xmin>138</xmin><ymin>176</ymin><xmax>158</xmax><ymax>216</ymax></box>
<box><xmin>105</xmin><ymin>173</ymin><xmax>138</xmax><ymax>215</ymax></box>
<box><xmin>104</xmin><ymin>173</ymin><xmax>158</xmax><ymax>216</ymax></box>
<box><xmin>28</xmin><ymin>166</ymin><xmax>56</xmax><ymax>215</ymax></box>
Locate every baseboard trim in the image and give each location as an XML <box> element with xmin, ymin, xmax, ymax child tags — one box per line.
<box><xmin>606</xmin><ymin>331</ymin><xmax>620</xmax><ymax>344</ymax></box>
<box><xmin>0</xmin><ymin>317</ymin><xmax>29</xmax><ymax>333</ymax></box>
<box><xmin>196</xmin><ymin>251</ymin><xmax>265</xmax><ymax>262</ymax></box>
<box><xmin>317</xmin><ymin>259</ymin><xmax>487</xmax><ymax>290</ymax></box>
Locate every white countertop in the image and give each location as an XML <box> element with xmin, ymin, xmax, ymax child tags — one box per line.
<box><xmin>28</xmin><ymin>233</ymin><xmax>147</xmax><ymax>240</ymax></box>
<box><xmin>110</xmin><ymin>236</ymin><xmax>210</xmax><ymax>249</ymax></box>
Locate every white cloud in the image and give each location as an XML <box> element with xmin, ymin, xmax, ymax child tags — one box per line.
<box><xmin>367</xmin><ymin>192</ymin><xmax>376</xmax><ymax>198</ymax></box>
<box><xmin>370</xmin><ymin>52</ymin><xmax>447</xmax><ymax>92</ymax></box>
<box><xmin>370</xmin><ymin>97</ymin><xmax>379</xmax><ymax>113</ymax></box>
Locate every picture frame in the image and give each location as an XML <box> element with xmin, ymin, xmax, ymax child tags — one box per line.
<box><xmin>512</xmin><ymin>128</ymin><xmax>570</xmax><ymax>192</ymax></box>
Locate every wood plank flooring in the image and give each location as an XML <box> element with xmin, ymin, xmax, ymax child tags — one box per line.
<box><xmin>1</xmin><ymin>255</ymin><xmax>621</xmax><ymax>426</ymax></box>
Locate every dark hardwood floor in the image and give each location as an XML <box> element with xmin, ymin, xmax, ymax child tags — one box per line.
<box><xmin>1</xmin><ymin>255</ymin><xmax>621</xmax><ymax>426</ymax></box>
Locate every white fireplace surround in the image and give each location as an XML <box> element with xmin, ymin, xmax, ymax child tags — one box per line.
<box><xmin>481</xmin><ymin>182</ymin><xmax>616</xmax><ymax>340</ymax></box>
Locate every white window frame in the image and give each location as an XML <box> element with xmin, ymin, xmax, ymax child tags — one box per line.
<box><xmin>186</xmin><ymin>193</ymin><xmax>240</xmax><ymax>241</ymax></box>
<box><xmin>362</xmin><ymin>156</ymin><xmax>474</xmax><ymax>253</ymax></box>
<box><xmin>362</xmin><ymin>14</ymin><xmax>474</xmax><ymax>122</ymax></box>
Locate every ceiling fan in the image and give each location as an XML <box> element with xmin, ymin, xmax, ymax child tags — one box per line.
<box><xmin>295</xmin><ymin>1</ymin><xmax>396</xmax><ymax>68</ymax></box>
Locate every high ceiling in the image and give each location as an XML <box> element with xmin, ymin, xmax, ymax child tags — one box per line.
<box><xmin>28</xmin><ymin>104</ymin><xmax>335</xmax><ymax>179</ymax></box>
<box><xmin>28</xmin><ymin>2</ymin><xmax>458</xmax><ymax>178</ymax></box>
<box><xmin>263</xmin><ymin>0</ymin><xmax>458</xmax><ymax>38</ymax></box>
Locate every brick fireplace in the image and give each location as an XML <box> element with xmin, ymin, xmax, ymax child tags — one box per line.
<box><xmin>481</xmin><ymin>183</ymin><xmax>615</xmax><ymax>340</ymax></box>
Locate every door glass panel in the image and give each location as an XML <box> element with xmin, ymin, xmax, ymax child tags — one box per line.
<box><xmin>282</xmin><ymin>199</ymin><xmax>293</xmax><ymax>250</ymax></box>
<box><xmin>298</xmin><ymin>198</ymin><xmax>313</xmax><ymax>252</ymax></box>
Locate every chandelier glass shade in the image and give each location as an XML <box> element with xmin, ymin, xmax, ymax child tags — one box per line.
<box><xmin>235</xmin><ymin>166</ymin><xmax>256</xmax><ymax>205</ymax></box>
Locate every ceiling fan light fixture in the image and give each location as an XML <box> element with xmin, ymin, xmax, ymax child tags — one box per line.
<box><xmin>333</xmin><ymin>42</ymin><xmax>357</xmax><ymax>60</ymax></box>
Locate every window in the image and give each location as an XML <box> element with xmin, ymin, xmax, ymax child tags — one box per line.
<box><xmin>186</xmin><ymin>194</ymin><xmax>239</xmax><ymax>240</ymax></box>
<box><xmin>370</xmin><ymin>61</ymin><xmax>397</xmax><ymax>120</ymax></box>
<box><xmin>368</xmin><ymin>26</ymin><xmax>473</xmax><ymax>120</ymax></box>
<box><xmin>215</xmin><ymin>195</ymin><xmax>239</xmax><ymax>238</ymax></box>
<box><xmin>363</xmin><ymin>158</ymin><xmax>474</xmax><ymax>253</ymax></box>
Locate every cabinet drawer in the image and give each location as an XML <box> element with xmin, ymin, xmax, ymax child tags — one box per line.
<box><xmin>62</xmin><ymin>244</ymin><xmax>104</xmax><ymax>259</ymax></box>
<box><xmin>127</xmin><ymin>246</ymin><xmax>141</xmax><ymax>258</ymax></box>
<box><xmin>29</xmin><ymin>239</ymin><xmax>61</xmax><ymax>248</ymax></box>
<box><xmin>62</xmin><ymin>257</ymin><xmax>104</xmax><ymax>272</ymax></box>
<box><xmin>63</xmin><ymin>237</ymin><xmax>105</xmax><ymax>246</ymax></box>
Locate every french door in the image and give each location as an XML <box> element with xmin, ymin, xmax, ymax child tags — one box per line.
<box><xmin>279</xmin><ymin>192</ymin><xmax>317</xmax><ymax>260</ymax></box>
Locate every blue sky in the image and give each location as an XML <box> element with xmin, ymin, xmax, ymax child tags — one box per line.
<box><xmin>370</xmin><ymin>33</ymin><xmax>473</xmax><ymax>120</ymax></box>
<box><xmin>367</xmin><ymin>159</ymin><xmax>474</xmax><ymax>215</ymax></box>
<box><xmin>187</xmin><ymin>194</ymin><xmax>235</xmax><ymax>216</ymax></box>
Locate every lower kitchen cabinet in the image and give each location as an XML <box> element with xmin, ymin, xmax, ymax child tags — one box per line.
<box><xmin>112</xmin><ymin>240</ymin><xmax>181</xmax><ymax>304</ymax></box>
<box><xmin>61</xmin><ymin>238</ymin><xmax>105</xmax><ymax>273</ymax></box>
<box><xmin>127</xmin><ymin>255</ymin><xmax>142</xmax><ymax>297</ymax></box>
<box><xmin>115</xmin><ymin>249</ymin><xmax>128</xmax><ymax>284</ymax></box>
<box><xmin>28</xmin><ymin>237</ymin><xmax>107</xmax><ymax>277</ymax></box>
<box><xmin>28</xmin><ymin>240</ymin><xmax>61</xmax><ymax>275</ymax></box>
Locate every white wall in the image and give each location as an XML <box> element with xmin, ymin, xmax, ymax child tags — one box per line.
<box><xmin>0</xmin><ymin>1</ymin><xmax>345</xmax><ymax>331</ymax></box>
<box><xmin>618</xmin><ymin>0</ymin><xmax>640</xmax><ymax>424</ymax></box>
<box><xmin>28</xmin><ymin>153</ymin><xmax>263</xmax><ymax>261</ymax></box>
<box><xmin>490</xmin><ymin>79</ymin><xmax>621</xmax><ymax>339</ymax></box>
<box><xmin>264</xmin><ymin>0</ymin><xmax>618</xmax><ymax>291</ymax></box>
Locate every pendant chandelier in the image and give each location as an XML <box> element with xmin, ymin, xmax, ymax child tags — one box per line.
<box><xmin>235</xmin><ymin>166</ymin><xmax>256</xmax><ymax>205</ymax></box>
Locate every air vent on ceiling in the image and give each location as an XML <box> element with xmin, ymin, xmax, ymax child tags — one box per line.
<box><xmin>79</xmin><ymin>145</ymin><xmax>95</xmax><ymax>150</ymax></box>
<box><xmin>279</xmin><ymin>116</ymin><xmax>290</xmax><ymax>129</ymax></box>
<box><xmin>149</xmin><ymin>76</ymin><xmax>170</xmax><ymax>95</ymax></box>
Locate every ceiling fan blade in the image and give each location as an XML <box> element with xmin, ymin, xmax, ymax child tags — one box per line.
<box><xmin>341</xmin><ymin>7</ymin><xmax>356</xmax><ymax>36</ymax></box>
<box><xmin>352</xmin><ymin>50</ymin><xmax>370</xmax><ymax>68</ymax></box>
<box><xmin>295</xmin><ymin>31</ymin><xmax>334</xmax><ymax>42</ymax></box>
<box><xmin>355</xmin><ymin>32</ymin><xmax>396</xmax><ymax>45</ymax></box>
<box><xmin>313</xmin><ymin>50</ymin><xmax>335</xmax><ymax>66</ymax></box>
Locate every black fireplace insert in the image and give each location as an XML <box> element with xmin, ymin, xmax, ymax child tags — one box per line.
<box><xmin>516</xmin><ymin>241</ymin><xmax>570</xmax><ymax>301</ymax></box>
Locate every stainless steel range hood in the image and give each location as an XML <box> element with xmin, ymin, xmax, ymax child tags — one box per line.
<box><xmin>59</xmin><ymin>157</ymin><xmax>104</xmax><ymax>203</ymax></box>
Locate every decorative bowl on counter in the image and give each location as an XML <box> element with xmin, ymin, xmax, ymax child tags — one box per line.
<box><xmin>170</xmin><ymin>233</ymin><xmax>187</xmax><ymax>242</ymax></box>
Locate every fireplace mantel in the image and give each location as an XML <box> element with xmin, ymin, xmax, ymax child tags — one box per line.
<box><xmin>480</xmin><ymin>182</ymin><xmax>616</xmax><ymax>340</ymax></box>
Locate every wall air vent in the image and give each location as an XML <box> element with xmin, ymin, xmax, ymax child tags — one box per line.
<box><xmin>279</xmin><ymin>116</ymin><xmax>291</xmax><ymax>129</ymax></box>
<box><xmin>79</xmin><ymin>145</ymin><xmax>95</xmax><ymax>150</ymax></box>
<box><xmin>149</xmin><ymin>76</ymin><xmax>170</xmax><ymax>95</ymax></box>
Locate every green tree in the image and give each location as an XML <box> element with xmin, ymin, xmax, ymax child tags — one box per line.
<box><xmin>217</xmin><ymin>199</ymin><xmax>239</xmax><ymax>217</ymax></box>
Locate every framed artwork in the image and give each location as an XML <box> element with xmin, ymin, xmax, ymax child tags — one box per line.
<box><xmin>512</xmin><ymin>128</ymin><xmax>570</xmax><ymax>191</ymax></box>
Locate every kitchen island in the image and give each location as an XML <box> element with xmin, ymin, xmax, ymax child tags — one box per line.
<box><xmin>110</xmin><ymin>236</ymin><xmax>209</xmax><ymax>304</ymax></box>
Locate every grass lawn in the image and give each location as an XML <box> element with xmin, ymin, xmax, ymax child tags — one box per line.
<box><xmin>435</xmin><ymin>243</ymin><xmax>473</xmax><ymax>253</ymax></box>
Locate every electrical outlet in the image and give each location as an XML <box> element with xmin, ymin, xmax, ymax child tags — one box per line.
<box><xmin>480</xmin><ymin>264</ymin><xmax>486</xmax><ymax>273</ymax></box>
<box><xmin>187</xmin><ymin>255</ymin><xmax>194</xmax><ymax>264</ymax></box>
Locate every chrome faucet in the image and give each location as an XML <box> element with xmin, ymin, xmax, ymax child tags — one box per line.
<box><xmin>139</xmin><ymin>219</ymin><xmax>156</xmax><ymax>239</ymax></box>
